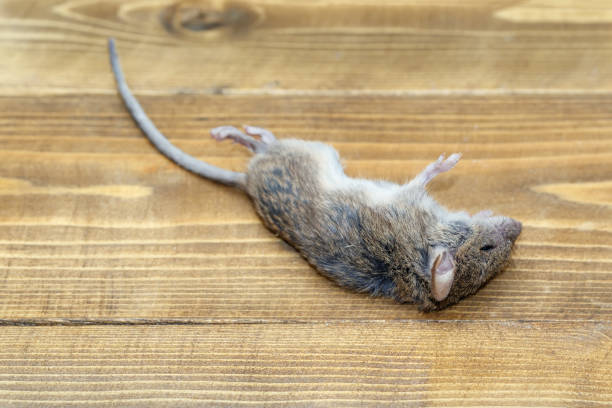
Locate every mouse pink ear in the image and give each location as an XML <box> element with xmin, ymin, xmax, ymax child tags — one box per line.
<box><xmin>430</xmin><ymin>248</ymin><xmax>456</xmax><ymax>301</ymax></box>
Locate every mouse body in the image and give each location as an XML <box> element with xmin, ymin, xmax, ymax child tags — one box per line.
<box><xmin>108</xmin><ymin>39</ymin><xmax>521</xmax><ymax>311</ymax></box>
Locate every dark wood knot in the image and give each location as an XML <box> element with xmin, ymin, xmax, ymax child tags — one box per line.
<box><xmin>161</xmin><ymin>3</ymin><xmax>255</xmax><ymax>34</ymax></box>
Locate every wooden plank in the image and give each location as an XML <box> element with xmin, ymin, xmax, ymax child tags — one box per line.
<box><xmin>1</xmin><ymin>0</ymin><xmax>611</xmax><ymax>405</ymax></box>
<box><xmin>2</xmin><ymin>0</ymin><xmax>611</xmax><ymax>406</ymax></box>
<box><xmin>0</xmin><ymin>322</ymin><xmax>609</xmax><ymax>407</ymax></box>
<box><xmin>0</xmin><ymin>94</ymin><xmax>610</xmax><ymax>321</ymax></box>
<box><xmin>2</xmin><ymin>0</ymin><xmax>612</xmax><ymax>94</ymax></box>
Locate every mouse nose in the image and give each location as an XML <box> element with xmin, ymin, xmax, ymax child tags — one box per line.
<box><xmin>501</xmin><ymin>218</ymin><xmax>522</xmax><ymax>243</ymax></box>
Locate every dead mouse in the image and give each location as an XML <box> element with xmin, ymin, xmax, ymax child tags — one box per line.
<box><xmin>108</xmin><ymin>39</ymin><xmax>521</xmax><ymax>311</ymax></box>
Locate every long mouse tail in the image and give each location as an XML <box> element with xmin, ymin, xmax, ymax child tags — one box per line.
<box><xmin>107</xmin><ymin>38</ymin><xmax>247</xmax><ymax>189</ymax></box>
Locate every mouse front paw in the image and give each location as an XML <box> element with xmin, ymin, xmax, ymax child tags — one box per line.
<box><xmin>415</xmin><ymin>153</ymin><xmax>462</xmax><ymax>186</ymax></box>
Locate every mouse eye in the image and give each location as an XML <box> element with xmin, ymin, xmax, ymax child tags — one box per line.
<box><xmin>480</xmin><ymin>244</ymin><xmax>496</xmax><ymax>251</ymax></box>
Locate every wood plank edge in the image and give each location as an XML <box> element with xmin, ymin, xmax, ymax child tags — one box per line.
<box><xmin>1</xmin><ymin>318</ymin><xmax>610</xmax><ymax>326</ymax></box>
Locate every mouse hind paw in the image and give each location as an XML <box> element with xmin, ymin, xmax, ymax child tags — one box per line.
<box><xmin>243</xmin><ymin>125</ymin><xmax>277</xmax><ymax>144</ymax></box>
<box><xmin>210</xmin><ymin>125</ymin><xmax>267</xmax><ymax>153</ymax></box>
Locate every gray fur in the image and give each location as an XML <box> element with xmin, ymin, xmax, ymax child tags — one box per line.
<box><xmin>246</xmin><ymin>143</ymin><xmax>520</xmax><ymax>311</ymax></box>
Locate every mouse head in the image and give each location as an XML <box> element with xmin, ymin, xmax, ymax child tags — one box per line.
<box><xmin>427</xmin><ymin>214</ymin><xmax>521</xmax><ymax>310</ymax></box>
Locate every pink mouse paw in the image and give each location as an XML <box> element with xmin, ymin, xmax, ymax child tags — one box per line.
<box><xmin>210</xmin><ymin>125</ymin><xmax>267</xmax><ymax>153</ymax></box>
<box><xmin>243</xmin><ymin>125</ymin><xmax>277</xmax><ymax>144</ymax></box>
<box><xmin>433</xmin><ymin>153</ymin><xmax>461</xmax><ymax>172</ymax></box>
<box><xmin>210</xmin><ymin>125</ymin><xmax>241</xmax><ymax>141</ymax></box>
<box><xmin>416</xmin><ymin>153</ymin><xmax>462</xmax><ymax>186</ymax></box>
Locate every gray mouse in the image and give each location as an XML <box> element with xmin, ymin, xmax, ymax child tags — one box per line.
<box><xmin>108</xmin><ymin>39</ymin><xmax>521</xmax><ymax>311</ymax></box>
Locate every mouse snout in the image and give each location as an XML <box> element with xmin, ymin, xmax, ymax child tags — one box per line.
<box><xmin>501</xmin><ymin>218</ymin><xmax>522</xmax><ymax>243</ymax></box>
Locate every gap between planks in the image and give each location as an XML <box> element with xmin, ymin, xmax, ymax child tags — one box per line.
<box><xmin>0</xmin><ymin>318</ymin><xmax>609</xmax><ymax>326</ymax></box>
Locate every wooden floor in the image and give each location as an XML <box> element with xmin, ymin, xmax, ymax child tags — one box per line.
<box><xmin>1</xmin><ymin>1</ymin><xmax>611</xmax><ymax>406</ymax></box>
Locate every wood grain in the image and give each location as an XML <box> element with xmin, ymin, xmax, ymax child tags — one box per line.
<box><xmin>0</xmin><ymin>94</ymin><xmax>610</xmax><ymax>322</ymax></box>
<box><xmin>2</xmin><ymin>0</ymin><xmax>612</xmax><ymax>94</ymax></box>
<box><xmin>0</xmin><ymin>323</ymin><xmax>610</xmax><ymax>407</ymax></box>
<box><xmin>1</xmin><ymin>0</ymin><xmax>611</xmax><ymax>406</ymax></box>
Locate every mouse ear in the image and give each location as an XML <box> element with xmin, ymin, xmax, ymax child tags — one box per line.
<box><xmin>430</xmin><ymin>248</ymin><xmax>456</xmax><ymax>301</ymax></box>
